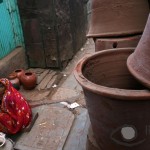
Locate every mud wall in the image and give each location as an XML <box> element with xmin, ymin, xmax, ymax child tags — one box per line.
<box><xmin>17</xmin><ymin>0</ymin><xmax>88</xmax><ymax>68</ymax></box>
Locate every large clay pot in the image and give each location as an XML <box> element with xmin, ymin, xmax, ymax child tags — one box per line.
<box><xmin>95</xmin><ymin>35</ymin><xmax>141</xmax><ymax>52</ymax></box>
<box><xmin>74</xmin><ymin>48</ymin><xmax>150</xmax><ymax>150</ymax></box>
<box><xmin>127</xmin><ymin>14</ymin><xmax>150</xmax><ymax>89</ymax></box>
<box><xmin>21</xmin><ymin>72</ymin><xmax>37</xmax><ymax>90</ymax></box>
<box><xmin>87</xmin><ymin>0</ymin><xmax>149</xmax><ymax>38</ymax></box>
<box><xmin>8</xmin><ymin>73</ymin><xmax>20</xmax><ymax>90</ymax></box>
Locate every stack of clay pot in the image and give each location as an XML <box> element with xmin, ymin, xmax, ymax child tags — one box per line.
<box><xmin>87</xmin><ymin>0</ymin><xmax>149</xmax><ymax>51</ymax></box>
<box><xmin>74</xmin><ymin>1</ymin><xmax>150</xmax><ymax>150</ymax></box>
<box><xmin>8</xmin><ymin>69</ymin><xmax>37</xmax><ymax>90</ymax></box>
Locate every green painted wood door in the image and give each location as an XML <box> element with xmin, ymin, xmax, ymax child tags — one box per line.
<box><xmin>0</xmin><ymin>0</ymin><xmax>24</xmax><ymax>59</ymax></box>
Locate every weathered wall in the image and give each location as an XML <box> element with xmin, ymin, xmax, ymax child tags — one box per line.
<box><xmin>17</xmin><ymin>0</ymin><xmax>88</xmax><ymax>69</ymax></box>
<box><xmin>0</xmin><ymin>47</ymin><xmax>27</xmax><ymax>78</ymax></box>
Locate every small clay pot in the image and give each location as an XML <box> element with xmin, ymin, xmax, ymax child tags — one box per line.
<box><xmin>8</xmin><ymin>73</ymin><xmax>20</xmax><ymax>90</ymax></box>
<box><xmin>14</xmin><ymin>69</ymin><xmax>25</xmax><ymax>81</ymax></box>
<box><xmin>21</xmin><ymin>72</ymin><xmax>37</xmax><ymax>90</ymax></box>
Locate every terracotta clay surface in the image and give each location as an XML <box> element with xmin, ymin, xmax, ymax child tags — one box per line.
<box><xmin>21</xmin><ymin>72</ymin><xmax>37</xmax><ymax>90</ymax></box>
<box><xmin>14</xmin><ymin>69</ymin><xmax>25</xmax><ymax>81</ymax></box>
<box><xmin>87</xmin><ymin>0</ymin><xmax>149</xmax><ymax>38</ymax></box>
<box><xmin>74</xmin><ymin>48</ymin><xmax>150</xmax><ymax>150</ymax></box>
<box><xmin>8</xmin><ymin>73</ymin><xmax>20</xmax><ymax>90</ymax></box>
<box><xmin>127</xmin><ymin>14</ymin><xmax>150</xmax><ymax>89</ymax></box>
<box><xmin>95</xmin><ymin>35</ymin><xmax>141</xmax><ymax>52</ymax></box>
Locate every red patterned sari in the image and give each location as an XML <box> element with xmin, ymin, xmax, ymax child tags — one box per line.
<box><xmin>0</xmin><ymin>78</ymin><xmax>32</xmax><ymax>134</ymax></box>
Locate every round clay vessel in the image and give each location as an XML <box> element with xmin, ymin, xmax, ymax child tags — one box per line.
<box><xmin>87</xmin><ymin>0</ymin><xmax>149</xmax><ymax>38</ymax></box>
<box><xmin>14</xmin><ymin>69</ymin><xmax>25</xmax><ymax>81</ymax></box>
<box><xmin>8</xmin><ymin>73</ymin><xmax>20</xmax><ymax>90</ymax></box>
<box><xmin>74</xmin><ymin>48</ymin><xmax>150</xmax><ymax>150</ymax></box>
<box><xmin>95</xmin><ymin>35</ymin><xmax>141</xmax><ymax>52</ymax></box>
<box><xmin>21</xmin><ymin>72</ymin><xmax>37</xmax><ymax>90</ymax></box>
<box><xmin>127</xmin><ymin>14</ymin><xmax>150</xmax><ymax>89</ymax></box>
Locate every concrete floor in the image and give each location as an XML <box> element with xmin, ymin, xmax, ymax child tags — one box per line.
<box><xmin>2</xmin><ymin>39</ymin><xmax>95</xmax><ymax>150</ymax></box>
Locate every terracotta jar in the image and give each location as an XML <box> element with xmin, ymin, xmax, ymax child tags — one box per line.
<box><xmin>95</xmin><ymin>35</ymin><xmax>141</xmax><ymax>52</ymax></box>
<box><xmin>74</xmin><ymin>48</ymin><xmax>150</xmax><ymax>150</ymax></box>
<box><xmin>87</xmin><ymin>0</ymin><xmax>149</xmax><ymax>38</ymax></box>
<box><xmin>21</xmin><ymin>72</ymin><xmax>37</xmax><ymax>90</ymax></box>
<box><xmin>8</xmin><ymin>73</ymin><xmax>20</xmax><ymax>90</ymax></box>
<box><xmin>14</xmin><ymin>69</ymin><xmax>25</xmax><ymax>81</ymax></box>
<box><xmin>127</xmin><ymin>14</ymin><xmax>150</xmax><ymax>89</ymax></box>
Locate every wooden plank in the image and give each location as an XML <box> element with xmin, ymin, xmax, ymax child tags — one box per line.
<box><xmin>46</xmin><ymin>74</ymin><xmax>58</xmax><ymax>88</ymax></box>
<box><xmin>37</xmin><ymin>71</ymin><xmax>56</xmax><ymax>90</ymax></box>
<box><xmin>37</xmin><ymin>69</ymin><xmax>50</xmax><ymax>84</ymax></box>
<box><xmin>47</xmin><ymin>73</ymin><xmax>62</xmax><ymax>89</ymax></box>
<box><xmin>14</xmin><ymin>105</ymin><xmax>75</xmax><ymax>150</ymax></box>
<box><xmin>27</xmin><ymin>68</ymin><xmax>45</xmax><ymax>74</ymax></box>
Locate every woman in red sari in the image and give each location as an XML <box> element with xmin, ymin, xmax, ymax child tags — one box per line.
<box><xmin>0</xmin><ymin>78</ymin><xmax>32</xmax><ymax>134</ymax></box>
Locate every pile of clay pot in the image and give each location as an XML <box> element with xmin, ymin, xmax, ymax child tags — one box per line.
<box><xmin>74</xmin><ymin>0</ymin><xmax>150</xmax><ymax>150</ymax></box>
<box><xmin>87</xmin><ymin>0</ymin><xmax>149</xmax><ymax>51</ymax></box>
<box><xmin>8</xmin><ymin>69</ymin><xmax>37</xmax><ymax>90</ymax></box>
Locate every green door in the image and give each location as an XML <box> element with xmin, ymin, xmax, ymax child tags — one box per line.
<box><xmin>0</xmin><ymin>0</ymin><xmax>24</xmax><ymax>59</ymax></box>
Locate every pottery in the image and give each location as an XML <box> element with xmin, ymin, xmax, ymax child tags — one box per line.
<box><xmin>74</xmin><ymin>48</ymin><xmax>150</xmax><ymax>150</ymax></box>
<box><xmin>127</xmin><ymin>14</ymin><xmax>150</xmax><ymax>89</ymax></box>
<box><xmin>21</xmin><ymin>72</ymin><xmax>37</xmax><ymax>90</ymax></box>
<box><xmin>14</xmin><ymin>69</ymin><xmax>25</xmax><ymax>81</ymax></box>
<box><xmin>95</xmin><ymin>35</ymin><xmax>141</xmax><ymax>52</ymax></box>
<box><xmin>8</xmin><ymin>73</ymin><xmax>20</xmax><ymax>90</ymax></box>
<box><xmin>87</xmin><ymin>0</ymin><xmax>149</xmax><ymax>38</ymax></box>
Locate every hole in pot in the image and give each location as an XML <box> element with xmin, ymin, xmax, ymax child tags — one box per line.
<box><xmin>15</xmin><ymin>69</ymin><xmax>22</xmax><ymax>73</ymax></box>
<box><xmin>25</xmin><ymin>72</ymin><xmax>32</xmax><ymax>76</ymax></box>
<box><xmin>113</xmin><ymin>42</ymin><xmax>118</xmax><ymax>48</ymax></box>
<box><xmin>83</xmin><ymin>51</ymin><xmax>146</xmax><ymax>90</ymax></box>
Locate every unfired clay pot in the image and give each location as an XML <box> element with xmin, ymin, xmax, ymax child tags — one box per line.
<box><xmin>21</xmin><ymin>72</ymin><xmax>37</xmax><ymax>90</ymax></box>
<box><xmin>8</xmin><ymin>73</ymin><xmax>20</xmax><ymax>90</ymax></box>
<box><xmin>87</xmin><ymin>0</ymin><xmax>149</xmax><ymax>38</ymax></box>
<box><xmin>74</xmin><ymin>48</ymin><xmax>150</xmax><ymax>150</ymax></box>
<box><xmin>127</xmin><ymin>14</ymin><xmax>150</xmax><ymax>89</ymax></box>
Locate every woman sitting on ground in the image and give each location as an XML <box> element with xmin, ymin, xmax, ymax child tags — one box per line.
<box><xmin>0</xmin><ymin>78</ymin><xmax>32</xmax><ymax>134</ymax></box>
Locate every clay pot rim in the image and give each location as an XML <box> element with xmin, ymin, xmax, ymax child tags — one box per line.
<box><xmin>74</xmin><ymin>48</ymin><xmax>150</xmax><ymax>100</ymax></box>
<box><xmin>127</xmin><ymin>53</ymin><xmax>150</xmax><ymax>89</ymax></box>
<box><xmin>86</xmin><ymin>31</ymin><xmax>142</xmax><ymax>38</ymax></box>
<box><xmin>24</xmin><ymin>72</ymin><xmax>34</xmax><ymax>76</ymax></box>
<box><xmin>15</xmin><ymin>69</ymin><xmax>24</xmax><ymax>73</ymax></box>
<box><xmin>8</xmin><ymin>73</ymin><xmax>17</xmax><ymax>79</ymax></box>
